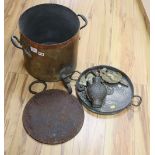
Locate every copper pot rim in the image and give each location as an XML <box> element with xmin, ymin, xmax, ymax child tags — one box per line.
<box><xmin>19</xmin><ymin>3</ymin><xmax>80</xmax><ymax>25</ymax></box>
<box><xmin>20</xmin><ymin>31</ymin><xmax>80</xmax><ymax>49</ymax></box>
<box><xmin>19</xmin><ymin>3</ymin><xmax>81</xmax><ymax>49</ymax></box>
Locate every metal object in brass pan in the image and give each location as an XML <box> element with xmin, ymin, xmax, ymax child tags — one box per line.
<box><xmin>86</xmin><ymin>76</ymin><xmax>107</xmax><ymax>108</ymax></box>
<box><xmin>61</xmin><ymin>65</ymin><xmax>142</xmax><ymax>115</ymax></box>
<box><xmin>11</xmin><ymin>4</ymin><xmax>88</xmax><ymax>82</ymax></box>
<box><xmin>23</xmin><ymin>84</ymin><xmax>84</xmax><ymax>144</ymax></box>
<box><xmin>100</xmin><ymin>68</ymin><xmax>128</xmax><ymax>87</ymax></box>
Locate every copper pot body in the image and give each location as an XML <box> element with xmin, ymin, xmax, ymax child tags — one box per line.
<box><xmin>21</xmin><ymin>33</ymin><xmax>79</xmax><ymax>81</ymax></box>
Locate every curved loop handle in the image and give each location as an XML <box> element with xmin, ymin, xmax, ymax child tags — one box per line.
<box><xmin>11</xmin><ymin>36</ymin><xmax>23</xmax><ymax>50</ymax></box>
<box><xmin>60</xmin><ymin>71</ymin><xmax>81</xmax><ymax>94</ymax></box>
<box><xmin>29</xmin><ymin>80</ymin><xmax>47</xmax><ymax>94</ymax></box>
<box><xmin>77</xmin><ymin>14</ymin><xmax>88</xmax><ymax>29</ymax></box>
<box><xmin>131</xmin><ymin>95</ymin><xmax>142</xmax><ymax>107</ymax></box>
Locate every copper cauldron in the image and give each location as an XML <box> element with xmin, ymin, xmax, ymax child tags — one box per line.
<box><xmin>11</xmin><ymin>4</ymin><xmax>87</xmax><ymax>81</ymax></box>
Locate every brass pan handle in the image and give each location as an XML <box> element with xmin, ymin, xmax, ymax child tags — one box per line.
<box><xmin>131</xmin><ymin>95</ymin><xmax>142</xmax><ymax>106</ymax></box>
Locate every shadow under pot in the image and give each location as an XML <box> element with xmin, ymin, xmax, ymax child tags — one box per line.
<box><xmin>11</xmin><ymin>3</ymin><xmax>87</xmax><ymax>82</ymax></box>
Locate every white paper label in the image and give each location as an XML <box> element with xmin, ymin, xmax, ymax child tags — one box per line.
<box><xmin>38</xmin><ymin>51</ymin><xmax>44</xmax><ymax>56</ymax></box>
<box><xmin>30</xmin><ymin>47</ymin><xmax>38</xmax><ymax>53</ymax></box>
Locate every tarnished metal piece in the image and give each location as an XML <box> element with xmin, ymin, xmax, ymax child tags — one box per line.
<box><xmin>85</xmin><ymin>72</ymin><xmax>95</xmax><ymax>85</ymax></box>
<box><xmin>105</xmin><ymin>85</ymin><xmax>114</xmax><ymax>95</ymax></box>
<box><xmin>100</xmin><ymin>68</ymin><xmax>128</xmax><ymax>87</ymax></box>
<box><xmin>22</xmin><ymin>89</ymin><xmax>84</xmax><ymax>144</ymax></box>
<box><xmin>60</xmin><ymin>73</ymin><xmax>73</xmax><ymax>94</ymax></box>
<box><xmin>100</xmin><ymin>68</ymin><xmax>122</xmax><ymax>83</ymax></box>
<box><xmin>119</xmin><ymin>78</ymin><xmax>129</xmax><ymax>87</ymax></box>
<box><xmin>79</xmin><ymin>75</ymin><xmax>87</xmax><ymax>86</ymax></box>
<box><xmin>86</xmin><ymin>77</ymin><xmax>107</xmax><ymax>108</ymax></box>
<box><xmin>60</xmin><ymin>71</ymin><xmax>81</xmax><ymax>94</ymax></box>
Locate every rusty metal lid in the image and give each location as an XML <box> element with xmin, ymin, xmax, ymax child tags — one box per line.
<box><xmin>22</xmin><ymin>89</ymin><xmax>84</xmax><ymax>144</ymax></box>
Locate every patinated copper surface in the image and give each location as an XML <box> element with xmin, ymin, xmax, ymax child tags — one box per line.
<box><xmin>11</xmin><ymin>4</ymin><xmax>88</xmax><ymax>82</ymax></box>
<box><xmin>21</xmin><ymin>33</ymin><xmax>79</xmax><ymax>82</ymax></box>
<box><xmin>22</xmin><ymin>89</ymin><xmax>84</xmax><ymax>144</ymax></box>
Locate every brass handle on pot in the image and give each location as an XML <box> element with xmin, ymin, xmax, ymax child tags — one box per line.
<box><xmin>131</xmin><ymin>95</ymin><xmax>142</xmax><ymax>106</ymax></box>
<box><xmin>11</xmin><ymin>35</ymin><xmax>32</xmax><ymax>57</ymax></box>
<box><xmin>77</xmin><ymin>14</ymin><xmax>88</xmax><ymax>29</ymax></box>
<box><xmin>11</xmin><ymin>35</ymin><xmax>23</xmax><ymax>49</ymax></box>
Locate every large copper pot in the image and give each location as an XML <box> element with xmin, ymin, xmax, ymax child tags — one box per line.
<box><xmin>11</xmin><ymin>4</ymin><xmax>87</xmax><ymax>81</ymax></box>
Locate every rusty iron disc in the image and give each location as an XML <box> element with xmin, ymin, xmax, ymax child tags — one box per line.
<box><xmin>22</xmin><ymin>89</ymin><xmax>84</xmax><ymax>144</ymax></box>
